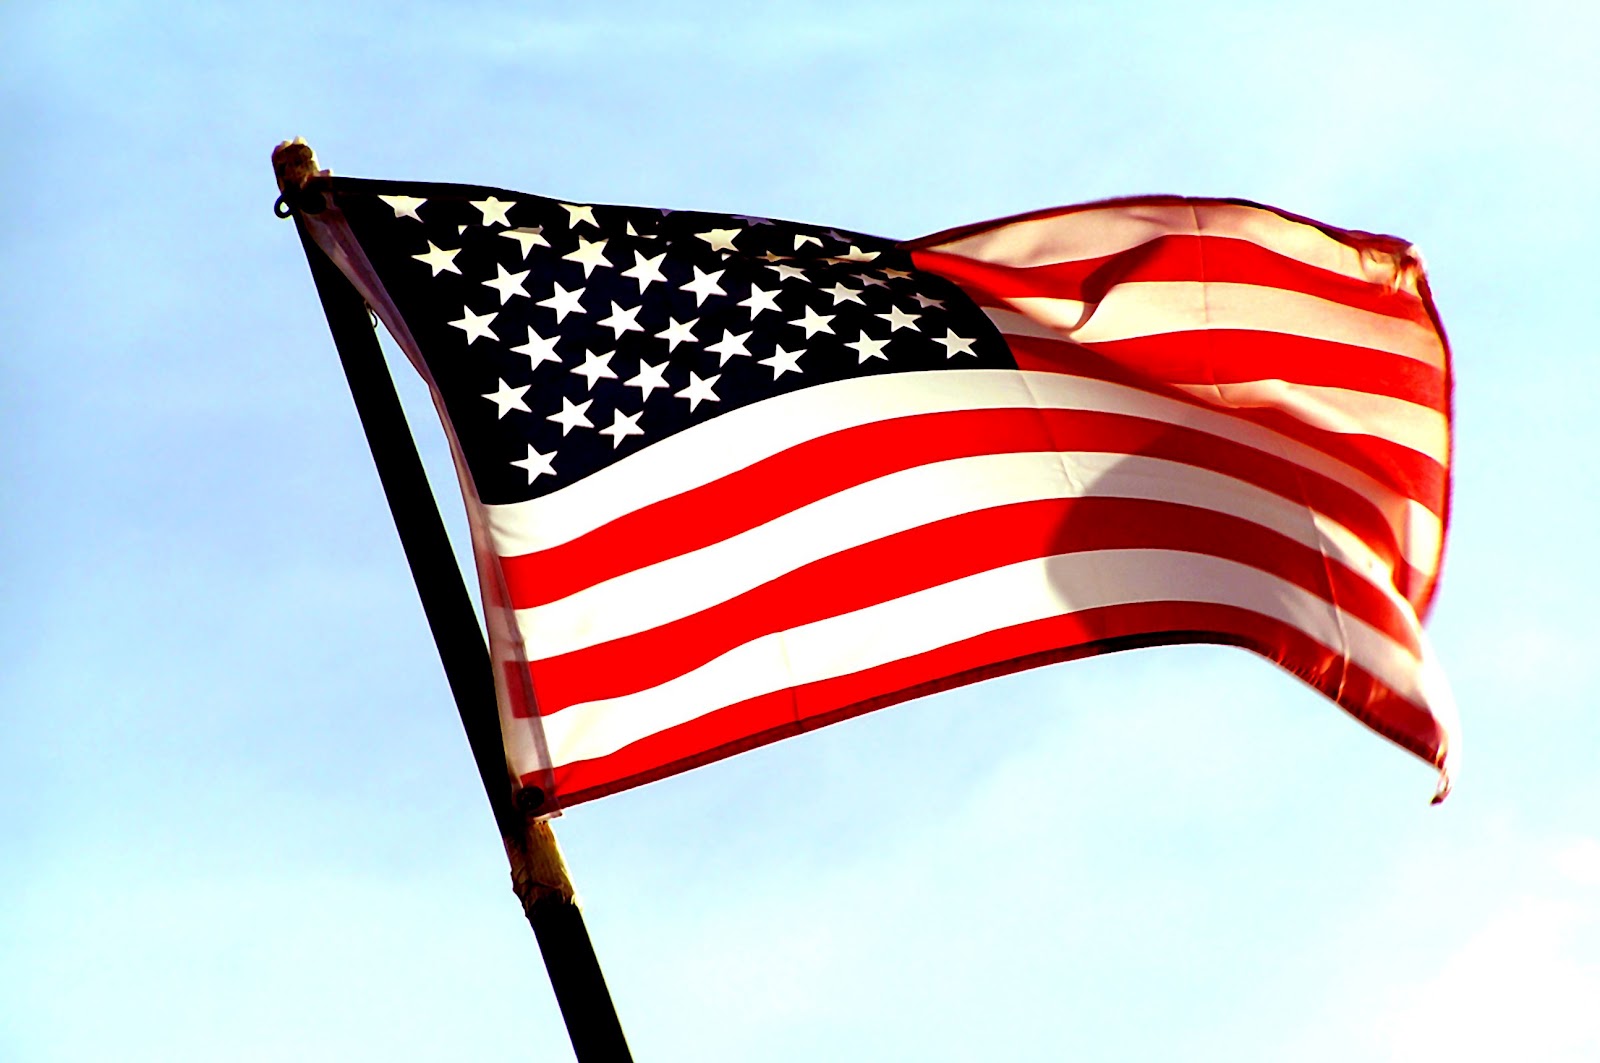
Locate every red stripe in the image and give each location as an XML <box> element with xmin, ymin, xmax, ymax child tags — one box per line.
<box><xmin>912</xmin><ymin>237</ymin><xmax>1430</xmax><ymax>323</ymax></box>
<box><xmin>526</xmin><ymin>497</ymin><xmax>1420</xmax><ymax>714</ymax></box>
<box><xmin>1003</xmin><ymin>334</ymin><xmax>1447</xmax><ymax>526</ymax></box>
<box><xmin>500</xmin><ymin>407</ymin><xmax>1414</xmax><ymax>614</ymax></box>
<box><xmin>503</xmin><ymin>408</ymin><xmax>1043</xmax><ymax>606</ymax></box>
<box><xmin>902</xmin><ymin>194</ymin><xmax>1424</xmax><ymax>265</ymax></box>
<box><xmin>1083</xmin><ymin>331</ymin><xmax>1446</xmax><ymax>410</ymax></box>
<box><xmin>910</xmin><ymin>239</ymin><xmax>1447</xmax><ymax>528</ymax></box>
<box><xmin>536</xmin><ymin>600</ymin><xmax>1444</xmax><ymax>808</ymax></box>
<box><xmin>1201</xmin><ymin>402</ymin><xmax>1443</xmax><ymax>523</ymax></box>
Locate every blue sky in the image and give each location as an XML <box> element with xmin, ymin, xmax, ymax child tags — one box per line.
<box><xmin>3</xmin><ymin>2</ymin><xmax>1597</xmax><ymax>1059</ymax></box>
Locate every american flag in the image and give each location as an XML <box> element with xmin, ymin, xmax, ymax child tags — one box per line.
<box><xmin>305</xmin><ymin>178</ymin><xmax>1457</xmax><ymax>810</ymax></box>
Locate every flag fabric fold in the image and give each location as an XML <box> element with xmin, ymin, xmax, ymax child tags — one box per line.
<box><xmin>299</xmin><ymin>177</ymin><xmax>1457</xmax><ymax>811</ymax></box>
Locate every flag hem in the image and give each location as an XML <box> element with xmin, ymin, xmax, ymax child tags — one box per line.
<box><xmin>533</xmin><ymin>627</ymin><xmax>1449</xmax><ymax>810</ymax></box>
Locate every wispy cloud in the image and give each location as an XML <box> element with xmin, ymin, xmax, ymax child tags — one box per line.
<box><xmin>1383</xmin><ymin>892</ymin><xmax>1600</xmax><ymax>1061</ymax></box>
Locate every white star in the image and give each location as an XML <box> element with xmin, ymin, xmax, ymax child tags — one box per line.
<box><xmin>482</xmin><ymin>263</ymin><xmax>531</xmax><ymax>304</ymax></box>
<box><xmin>759</xmin><ymin>251</ymin><xmax>791</xmax><ymax>262</ymax></box>
<box><xmin>448</xmin><ymin>306</ymin><xmax>498</xmax><ymax>344</ymax></box>
<box><xmin>676</xmin><ymin>371</ymin><xmax>721</xmax><ymax>411</ymax></box>
<box><xmin>537</xmin><ymin>282</ymin><xmax>587</xmax><ymax>322</ymax></box>
<box><xmin>935</xmin><ymin>330</ymin><xmax>978</xmax><ymax>357</ymax></box>
<box><xmin>857</xmin><ymin>273</ymin><xmax>889</xmax><ymax>288</ymax></box>
<box><xmin>626</xmin><ymin>359</ymin><xmax>671</xmax><ymax>400</ymax></box>
<box><xmin>824</xmin><ymin>230</ymin><xmax>852</xmax><ymax>244</ymax></box>
<box><xmin>547</xmin><ymin>396</ymin><xmax>593</xmax><ymax>435</ymax></box>
<box><xmin>561</xmin><ymin>203</ymin><xmax>598</xmax><ymax>228</ymax></box>
<box><xmin>738</xmin><ymin>285</ymin><xmax>782</xmax><ymax>319</ymax></box>
<box><xmin>379</xmin><ymin>194</ymin><xmax>425</xmax><ymax>221</ymax></box>
<box><xmin>681</xmin><ymin>266</ymin><xmax>727</xmax><ymax>305</ymax></box>
<box><xmin>877</xmin><ymin>305</ymin><xmax>921</xmax><ymax>331</ymax></box>
<box><xmin>911</xmin><ymin>292</ymin><xmax>946</xmax><ymax>309</ymax></box>
<box><xmin>471</xmin><ymin>197</ymin><xmax>515</xmax><ymax>227</ymax></box>
<box><xmin>793</xmin><ymin>234</ymin><xmax>823</xmax><ymax>250</ymax></box>
<box><xmin>597</xmin><ymin>301</ymin><xmax>644</xmax><ymax>339</ymax></box>
<box><xmin>767</xmin><ymin>262</ymin><xmax>808</xmax><ymax>283</ymax></box>
<box><xmin>696</xmin><ymin>227</ymin><xmax>741</xmax><ymax>252</ymax></box>
<box><xmin>759</xmin><ymin>344</ymin><xmax>804</xmax><ymax>378</ymax></box>
<box><xmin>511</xmin><ymin>327</ymin><xmax>561</xmax><ymax>369</ymax></box>
<box><xmin>563</xmin><ymin>236</ymin><xmax>612</xmax><ymax>277</ymax></box>
<box><xmin>656</xmin><ymin>316</ymin><xmax>699</xmax><ymax>351</ymax></box>
<box><xmin>599</xmin><ymin>409</ymin><xmax>645</xmax><ymax>448</ymax></box>
<box><xmin>825</xmin><ymin>245</ymin><xmax>879</xmax><ymax>264</ymax></box>
<box><xmin>482</xmin><ymin>378</ymin><xmax>531</xmax><ymax>418</ymax></box>
<box><xmin>624</xmin><ymin>221</ymin><xmax>645</xmax><ymax>238</ymax></box>
<box><xmin>411</xmin><ymin>241</ymin><xmax>461</xmax><ymax>276</ymax></box>
<box><xmin>500</xmin><ymin>227</ymin><xmax>549</xmax><ymax>258</ymax></box>
<box><xmin>789</xmin><ymin>306</ymin><xmax>835</xmax><ymax>338</ymax></box>
<box><xmin>572</xmin><ymin>349</ymin><xmax>618</xmax><ymax>390</ymax></box>
<box><xmin>845</xmin><ymin>333</ymin><xmax>891</xmax><ymax>362</ymax></box>
<box><xmin>880</xmin><ymin>267</ymin><xmax>913</xmax><ymax>280</ymax></box>
<box><xmin>733</xmin><ymin>215</ymin><xmax>773</xmax><ymax>226</ymax></box>
<box><xmin>510</xmin><ymin>445</ymin><xmax>557</xmax><ymax>483</ymax></box>
<box><xmin>822</xmin><ymin>281</ymin><xmax>864</xmax><ymax>306</ymax></box>
<box><xmin>706</xmin><ymin>328</ymin><xmax>754</xmax><ymax>365</ymax></box>
<box><xmin>622</xmin><ymin>250</ymin><xmax>669</xmax><ymax>292</ymax></box>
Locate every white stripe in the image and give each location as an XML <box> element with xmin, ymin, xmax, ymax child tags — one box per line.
<box><xmin>1171</xmin><ymin>381</ymin><xmax>1448</xmax><ymax>464</ymax></box>
<box><xmin>484</xmin><ymin>370</ymin><xmax>1441</xmax><ymax>576</ymax></box>
<box><xmin>918</xmin><ymin>200</ymin><xmax>1422</xmax><ymax>295</ymax></box>
<box><xmin>987</xmin><ymin>307</ymin><xmax>1448</xmax><ymax>459</ymax></box>
<box><xmin>1005</xmin><ymin>283</ymin><xmax>1444</xmax><ymax>368</ymax></box>
<box><xmin>540</xmin><ymin>549</ymin><xmax>1442</xmax><ymax>767</ymax></box>
<box><xmin>982</xmin><ymin>306</ymin><xmax>1071</xmax><ymax>342</ymax></box>
<box><xmin>516</xmin><ymin>450</ymin><xmax>1420</xmax><ymax>661</ymax></box>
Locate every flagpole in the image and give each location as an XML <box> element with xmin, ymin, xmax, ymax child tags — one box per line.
<box><xmin>274</xmin><ymin>140</ymin><xmax>632</xmax><ymax>1062</ymax></box>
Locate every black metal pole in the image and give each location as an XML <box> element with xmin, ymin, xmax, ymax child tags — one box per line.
<box><xmin>284</xmin><ymin>175</ymin><xmax>631</xmax><ymax>1061</ymax></box>
<box><xmin>528</xmin><ymin>876</ymin><xmax>638</xmax><ymax>1060</ymax></box>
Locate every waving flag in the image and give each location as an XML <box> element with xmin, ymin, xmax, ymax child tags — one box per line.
<box><xmin>297</xmin><ymin>175</ymin><xmax>1457</xmax><ymax>811</ymax></box>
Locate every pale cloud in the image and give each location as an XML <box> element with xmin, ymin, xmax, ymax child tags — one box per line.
<box><xmin>1376</xmin><ymin>838</ymin><xmax>1600</xmax><ymax>1063</ymax></box>
<box><xmin>1265</xmin><ymin>829</ymin><xmax>1600</xmax><ymax>1063</ymax></box>
<box><xmin>1382</xmin><ymin>889</ymin><xmax>1600</xmax><ymax>1062</ymax></box>
<box><xmin>1553</xmin><ymin>837</ymin><xmax>1600</xmax><ymax>888</ymax></box>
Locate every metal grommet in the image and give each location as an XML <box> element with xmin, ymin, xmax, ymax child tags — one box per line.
<box><xmin>273</xmin><ymin>194</ymin><xmax>293</xmax><ymax>218</ymax></box>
